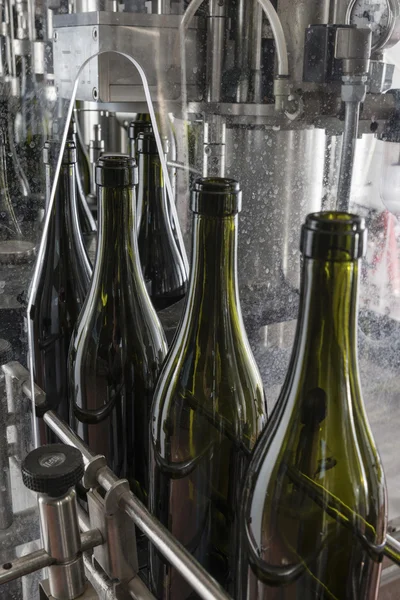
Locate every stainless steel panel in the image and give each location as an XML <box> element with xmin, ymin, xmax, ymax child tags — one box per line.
<box><xmin>53</xmin><ymin>13</ymin><xmax>206</xmax><ymax>104</ymax></box>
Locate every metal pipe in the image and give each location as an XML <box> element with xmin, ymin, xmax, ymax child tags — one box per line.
<box><xmin>0</xmin><ymin>549</ymin><xmax>54</xmax><ymax>584</ymax></box>
<box><xmin>128</xmin><ymin>576</ymin><xmax>157</xmax><ymax>599</ymax></box>
<box><xmin>249</xmin><ymin>0</ymin><xmax>263</xmax><ymax>103</ymax></box>
<box><xmin>80</xmin><ymin>529</ymin><xmax>103</xmax><ymax>552</ymax></box>
<box><xmin>43</xmin><ymin>411</ymin><xmax>94</xmax><ymax>465</ymax></box>
<box><xmin>206</xmin><ymin>0</ymin><xmax>225</xmax><ymax>103</ymax></box>
<box><xmin>119</xmin><ymin>493</ymin><xmax>231</xmax><ymax>600</ymax></box>
<box><xmin>385</xmin><ymin>534</ymin><xmax>400</xmax><ymax>566</ymax></box>
<box><xmin>337</xmin><ymin>100</ymin><xmax>360</xmax><ymax>211</ymax></box>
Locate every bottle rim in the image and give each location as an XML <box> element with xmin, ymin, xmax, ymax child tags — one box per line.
<box><xmin>128</xmin><ymin>120</ymin><xmax>153</xmax><ymax>140</ymax></box>
<box><xmin>137</xmin><ymin>132</ymin><xmax>168</xmax><ymax>155</ymax></box>
<box><xmin>301</xmin><ymin>211</ymin><xmax>367</xmax><ymax>260</ymax></box>
<box><xmin>95</xmin><ymin>153</ymin><xmax>138</xmax><ymax>187</ymax></box>
<box><xmin>191</xmin><ymin>177</ymin><xmax>242</xmax><ymax>216</ymax></box>
<box><xmin>43</xmin><ymin>140</ymin><xmax>76</xmax><ymax>166</ymax></box>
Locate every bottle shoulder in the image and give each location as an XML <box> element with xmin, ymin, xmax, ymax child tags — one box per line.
<box><xmin>242</xmin><ymin>384</ymin><xmax>388</xmax><ymax>559</ymax></box>
<box><xmin>151</xmin><ymin>326</ymin><xmax>267</xmax><ymax>453</ymax></box>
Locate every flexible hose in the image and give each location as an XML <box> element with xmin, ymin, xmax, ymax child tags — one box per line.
<box><xmin>180</xmin><ymin>0</ymin><xmax>289</xmax><ymax>77</ymax></box>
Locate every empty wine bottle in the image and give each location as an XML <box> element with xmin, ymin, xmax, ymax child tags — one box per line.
<box><xmin>136</xmin><ymin>132</ymin><xmax>188</xmax><ymax>310</ymax></box>
<box><xmin>149</xmin><ymin>178</ymin><xmax>267</xmax><ymax>598</ymax></box>
<box><xmin>29</xmin><ymin>139</ymin><xmax>90</xmax><ymax>441</ymax></box>
<box><xmin>240</xmin><ymin>212</ymin><xmax>387</xmax><ymax>599</ymax></box>
<box><xmin>68</xmin><ymin>154</ymin><xmax>168</xmax><ymax>496</ymax></box>
<box><xmin>128</xmin><ymin>119</ymin><xmax>152</xmax><ymax>159</ymax></box>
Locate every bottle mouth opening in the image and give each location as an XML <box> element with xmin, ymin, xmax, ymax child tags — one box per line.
<box><xmin>191</xmin><ymin>177</ymin><xmax>242</xmax><ymax>216</ymax></box>
<box><xmin>43</xmin><ymin>140</ymin><xmax>76</xmax><ymax>166</ymax></box>
<box><xmin>128</xmin><ymin>120</ymin><xmax>152</xmax><ymax>140</ymax></box>
<box><xmin>301</xmin><ymin>211</ymin><xmax>367</xmax><ymax>260</ymax></box>
<box><xmin>95</xmin><ymin>154</ymin><xmax>138</xmax><ymax>187</ymax></box>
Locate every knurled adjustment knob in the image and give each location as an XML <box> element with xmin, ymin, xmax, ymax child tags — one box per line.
<box><xmin>21</xmin><ymin>444</ymin><xmax>84</xmax><ymax>497</ymax></box>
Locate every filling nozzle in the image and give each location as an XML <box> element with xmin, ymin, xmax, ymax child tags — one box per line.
<box><xmin>334</xmin><ymin>27</ymin><xmax>372</xmax><ymax>211</ymax></box>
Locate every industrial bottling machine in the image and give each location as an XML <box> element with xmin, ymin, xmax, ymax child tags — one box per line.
<box><xmin>0</xmin><ymin>0</ymin><xmax>399</xmax><ymax>598</ymax></box>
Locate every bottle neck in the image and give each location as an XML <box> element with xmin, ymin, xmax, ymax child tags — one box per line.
<box><xmin>187</xmin><ymin>213</ymin><xmax>240</xmax><ymax>316</ymax></box>
<box><xmin>139</xmin><ymin>153</ymin><xmax>164</xmax><ymax>197</ymax></box>
<box><xmin>294</xmin><ymin>256</ymin><xmax>359</xmax><ymax>383</ymax></box>
<box><xmin>95</xmin><ymin>185</ymin><xmax>140</xmax><ymax>276</ymax></box>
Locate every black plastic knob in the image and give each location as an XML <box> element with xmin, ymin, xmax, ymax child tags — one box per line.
<box><xmin>21</xmin><ymin>444</ymin><xmax>84</xmax><ymax>497</ymax></box>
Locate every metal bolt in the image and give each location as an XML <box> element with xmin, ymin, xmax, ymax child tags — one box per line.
<box><xmin>204</xmin><ymin>145</ymin><xmax>211</xmax><ymax>156</ymax></box>
<box><xmin>92</xmin><ymin>27</ymin><xmax>98</xmax><ymax>41</ymax></box>
<box><xmin>92</xmin><ymin>87</ymin><xmax>98</xmax><ymax>101</ymax></box>
<box><xmin>53</xmin><ymin>31</ymin><xmax>58</xmax><ymax>42</ymax></box>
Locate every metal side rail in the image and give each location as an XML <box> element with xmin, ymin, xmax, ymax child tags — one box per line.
<box><xmin>1</xmin><ymin>362</ymin><xmax>399</xmax><ymax>600</ymax></box>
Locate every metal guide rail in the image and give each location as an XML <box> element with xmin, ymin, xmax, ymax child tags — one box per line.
<box><xmin>0</xmin><ymin>361</ymin><xmax>399</xmax><ymax>600</ymax></box>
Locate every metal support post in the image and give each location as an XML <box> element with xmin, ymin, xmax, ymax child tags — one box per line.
<box><xmin>206</xmin><ymin>0</ymin><xmax>226</xmax><ymax>103</ymax></box>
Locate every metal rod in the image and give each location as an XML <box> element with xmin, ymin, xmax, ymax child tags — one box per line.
<box><xmin>207</xmin><ymin>0</ymin><xmax>225</xmax><ymax>103</ymax></box>
<box><xmin>337</xmin><ymin>101</ymin><xmax>360</xmax><ymax>211</ymax></box>
<box><xmin>128</xmin><ymin>576</ymin><xmax>157</xmax><ymax>600</ymax></box>
<box><xmin>43</xmin><ymin>411</ymin><xmax>94</xmax><ymax>465</ymax></box>
<box><xmin>0</xmin><ymin>549</ymin><xmax>54</xmax><ymax>585</ymax></box>
<box><xmin>80</xmin><ymin>529</ymin><xmax>103</xmax><ymax>552</ymax></box>
<box><xmin>385</xmin><ymin>535</ymin><xmax>400</xmax><ymax>566</ymax></box>
<box><xmin>119</xmin><ymin>493</ymin><xmax>231</xmax><ymax>600</ymax></box>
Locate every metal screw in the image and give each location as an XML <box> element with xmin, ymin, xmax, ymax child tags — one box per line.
<box><xmin>204</xmin><ymin>145</ymin><xmax>211</xmax><ymax>156</ymax></box>
<box><xmin>53</xmin><ymin>31</ymin><xmax>58</xmax><ymax>42</ymax></box>
<box><xmin>92</xmin><ymin>87</ymin><xmax>98</xmax><ymax>101</ymax></box>
<box><xmin>92</xmin><ymin>27</ymin><xmax>98</xmax><ymax>41</ymax></box>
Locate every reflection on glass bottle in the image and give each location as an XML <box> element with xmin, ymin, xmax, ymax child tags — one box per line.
<box><xmin>240</xmin><ymin>212</ymin><xmax>387</xmax><ymax>600</ymax></box>
<box><xmin>29</xmin><ymin>139</ymin><xmax>89</xmax><ymax>442</ymax></box>
<box><xmin>68</xmin><ymin>155</ymin><xmax>167</xmax><ymax>497</ymax></box>
<box><xmin>136</xmin><ymin>132</ymin><xmax>188</xmax><ymax>310</ymax></box>
<box><xmin>149</xmin><ymin>178</ymin><xmax>267</xmax><ymax>598</ymax></box>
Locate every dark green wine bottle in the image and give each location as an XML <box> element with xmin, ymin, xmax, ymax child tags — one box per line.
<box><xmin>29</xmin><ymin>139</ymin><xmax>90</xmax><ymax>441</ymax></box>
<box><xmin>68</xmin><ymin>154</ymin><xmax>168</xmax><ymax>496</ymax></box>
<box><xmin>136</xmin><ymin>132</ymin><xmax>188</xmax><ymax>310</ymax></box>
<box><xmin>149</xmin><ymin>178</ymin><xmax>267</xmax><ymax>598</ymax></box>
<box><xmin>241</xmin><ymin>212</ymin><xmax>387</xmax><ymax>599</ymax></box>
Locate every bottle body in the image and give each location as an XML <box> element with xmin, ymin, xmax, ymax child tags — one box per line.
<box><xmin>241</xmin><ymin>213</ymin><xmax>387</xmax><ymax>600</ymax></box>
<box><xmin>68</xmin><ymin>155</ymin><xmax>167</xmax><ymax>495</ymax></box>
<box><xmin>136</xmin><ymin>133</ymin><xmax>188</xmax><ymax>310</ymax></box>
<box><xmin>30</xmin><ymin>140</ymin><xmax>87</xmax><ymax>436</ymax></box>
<box><xmin>149</xmin><ymin>178</ymin><xmax>267</xmax><ymax>598</ymax></box>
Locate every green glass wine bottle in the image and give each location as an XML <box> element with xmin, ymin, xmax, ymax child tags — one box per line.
<box><xmin>149</xmin><ymin>178</ymin><xmax>267</xmax><ymax>598</ymax></box>
<box><xmin>136</xmin><ymin>132</ymin><xmax>188</xmax><ymax>310</ymax></box>
<box><xmin>240</xmin><ymin>212</ymin><xmax>387</xmax><ymax>599</ymax></box>
<box><xmin>29</xmin><ymin>139</ymin><xmax>91</xmax><ymax>442</ymax></box>
<box><xmin>68</xmin><ymin>154</ymin><xmax>168</xmax><ymax>497</ymax></box>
